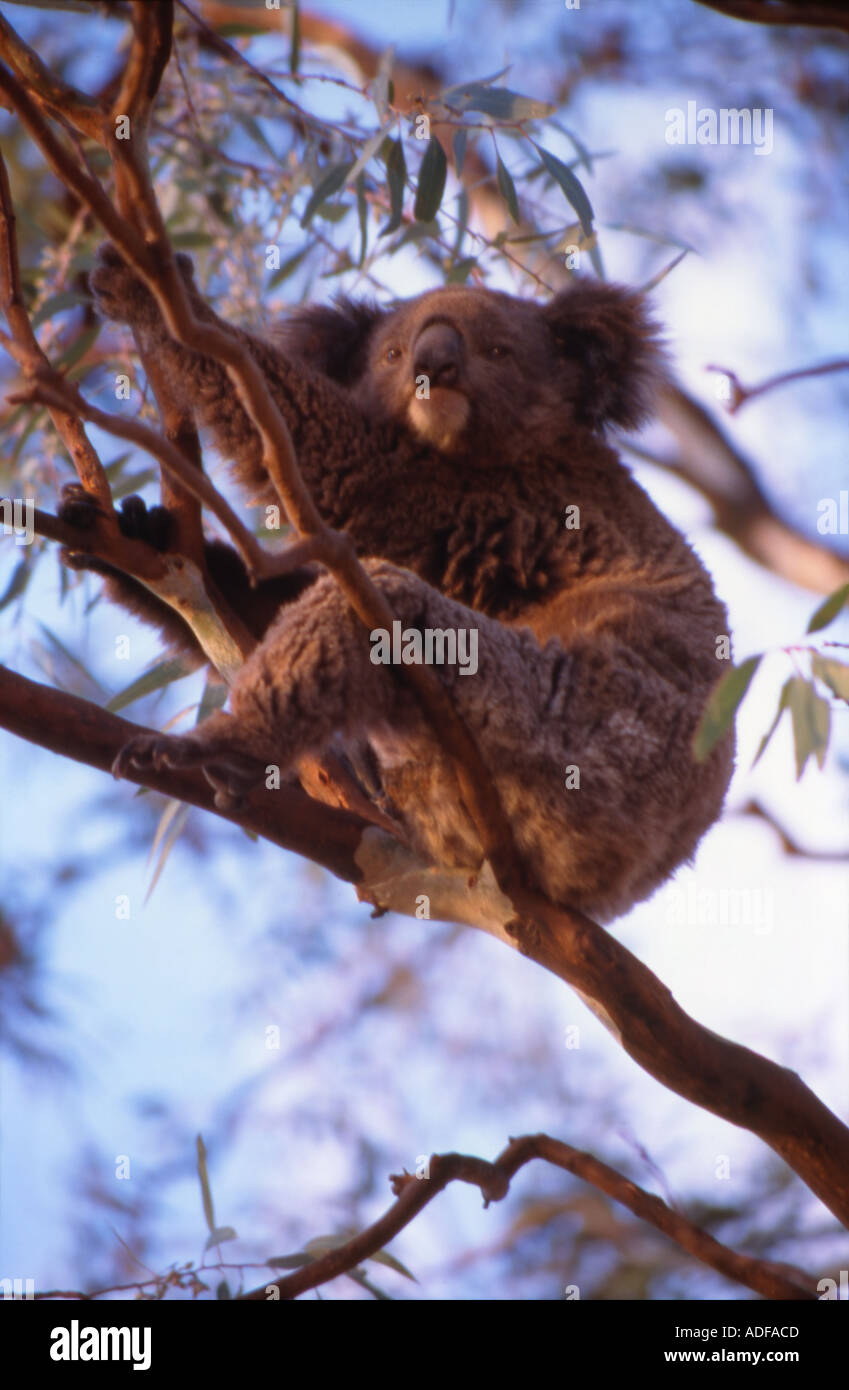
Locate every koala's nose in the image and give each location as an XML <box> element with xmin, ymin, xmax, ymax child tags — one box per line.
<box><xmin>413</xmin><ymin>322</ymin><xmax>462</xmax><ymax>388</ymax></box>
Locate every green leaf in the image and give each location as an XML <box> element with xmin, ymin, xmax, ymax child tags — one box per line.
<box><xmin>346</xmin><ymin>128</ymin><xmax>389</xmax><ymax>188</ymax></box>
<box><xmin>197</xmin><ymin>675</ymin><xmax>229</xmax><ymax>723</ymax></box>
<box><xmin>300</xmin><ymin>162</ymin><xmax>354</xmax><ymax>228</ymax></box>
<box><xmin>266</xmin><ymin>246</ymin><xmax>310</xmax><ymax>291</ymax></box>
<box><xmin>105</xmin><ymin>657</ymin><xmax>193</xmax><ymax>714</ymax></box>
<box><xmin>752</xmin><ymin>677</ymin><xmax>792</xmax><ymax>767</ymax></box>
<box><xmin>787</xmin><ymin>676</ymin><xmax>830</xmax><ymax>778</ymax></box>
<box><xmin>346</xmin><ymin>1269</ymin><xmax>392</xmax><ymax>1299</ymax></box>
<box><xmin>413</xmin><ymin>138</ymin><xmax>447</xmax><ymax>223</ymax></box>
<box><xmin>31</xmin><ymin>289</ymin><xmax>87</xmax><ymax>330</ymax></box>
<box><xmin>0</xmin><ymin>557</ymin><xmax>32</xmax><ymax>612</ymax></box>
<box><xmin>495</xmin><ymin>154</ymin><xmax>520</xmax><ymax>224</ymax></box>
<box><xmin>445</xmin><ymin>256</ymin><xmax>478</xmax><ymax>284</ymax></box>
<box><xmin>368</xmin><ymin>1248</ymin><xmax>417</xmax><ymax>1281</ymax></box>
<box><xmin>109</xmin><ymin>469</ymin><xmax>158</xmax><ymax>502</ymax></box>
<box><xmin>144</xmin><ymin>800</ymin><xmax>190</xmax><ymax>904</ymax></box>
<box><xmin>289</xmin><ymin>0</ymin><xmax>301</xmax><ymax>75</ymax></box>
<box><xmin>548</xmin><ymin>119</ymin><xmax>594</xmax><ymax>173</ymax></box>
<box><xmin>196</xmin><ymin>1134</ymin><xmax>216</xmax><ymax>1235</ymax></box>
<box><xmin>267</xmin><ymin>1252</ymin><xmax>313</xmax><ymax>1270</ymax></box>
<box><xmin>170</xmin><ymin>230</ymin><xmax>216</xmax><ymax>250</ymax></box>
<box><xmin>37</xmin><ymin>622</ymin><xmax>106</xmax><ymax>696</ymax></box>
<box><xmin>807</xmin><ymin>581</ymin><xmax>849</xmax><ymax>634</ymax></box>
<box><xmin>356</xmin><ymin>173</ymin><xmax>368</xmax><ymax>266</ymax></box>
<box><xmin>380</xmin><ymin>137</ymin><xmax>406</xmax><ymax>237</ymax></box>
<box><xmin>233</xmin><ymin>111</ymin><xmax>278</xmax><ymax>162</ymax></box>
<box><xmin>535</xmin><ymin>145</ymin><xmax>594</xmax><ymax>236</ymax></box>
<box><xmin>303</xmin><ymin>1231</ymin><xmax>356</xmax><ymax>1255</ymax></box>
<box><xmin>452</xmin><ymin>188</ymin><xmax>469</xmax><ymax>259</ymax></box>
<box><xmin>812</xmin><ymin>653</ymin><xmax>849</xmax><ymax>704</ymax></box>
<box><xmin>441</xmin><ymin>82</ymin><xmax>554</xmax><ymax>121</ymax></box>
<box><xmin>204</xmin><ymin>1226</ymin><xmax>238</xmax><ymax>1252</ymax></box>
<box><xmin>368</xmin><ymin>66</ymin><xmax>392</xmax><ymax>122</ymax></box>
<box><xmin>693</xmin><ymin>655</ymin><xmax>761</xmax><ymax>761</ymax></box>
<box><xmin>55</xmin><ymin>324</ymin><xmax>99</xmax><ymax>373</ymax></box>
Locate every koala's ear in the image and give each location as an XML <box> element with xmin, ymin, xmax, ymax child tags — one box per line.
<box><xmin>274</xmin><ymin>297</ymin><xmax>387</xmax><ymax>387</ymax></box>
<box><xmin>544</xmin><ymin>280</ymin><xmax>666</xmax><ymax>431</ymax></box>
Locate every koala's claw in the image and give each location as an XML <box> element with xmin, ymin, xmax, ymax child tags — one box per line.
<box><xmin>112</xmin><ymin>733</ymin><xmax>203</xmax><ymax>781</ymax></box>
<box><xmin>89</xmin><ymin>243</ymin><xmax>196</xmax><ymax>326</ymax></box>
<box><xmin>58</xmin><ymin>482</ymin><xmax>104</xmax><ymax>530</ymax></box>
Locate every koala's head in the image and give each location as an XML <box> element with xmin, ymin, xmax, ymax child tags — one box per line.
<box><xmin>280</xmin><ymin>279</ymin><xmax>663</xmax><ymax>461</ymax></box>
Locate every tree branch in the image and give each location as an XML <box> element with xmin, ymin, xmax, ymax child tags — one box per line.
<box><xmin>241</xmin><ymin>1134</ymin><xmax>818</xmax><ymax>1300</ymax></box>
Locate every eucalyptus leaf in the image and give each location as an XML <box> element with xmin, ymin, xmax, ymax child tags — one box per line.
<box><xmin>413</xmin><ymin>138</ymin><xmax>447</xmax><ymax>223</ymax></box>
<box><xmin>812</xmin><ymin>653</ymin><xmax>849</xmax><ymax>704</ymax></box>
<box><xmin>807</xmin><ymin>581</ymin><xmax>849</xmax><ymax>634</ymax></box>
<box><xmin>535</xmin><ymin>145</ymin><xmax>595</xmax><ymax>236</ymax></box>
<box><xmin>693</xmin><ymin>655</ymin><xmax>760</xmax><ymax>761</ymax></box>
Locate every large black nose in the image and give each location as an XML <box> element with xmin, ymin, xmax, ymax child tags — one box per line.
<box><xmin>412</xmin><ymin>322</ymin><xmax>462</xmax><ymax>388</ymax></box>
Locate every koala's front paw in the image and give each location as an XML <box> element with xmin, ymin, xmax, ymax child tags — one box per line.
<box><xmin>89</xmin><ymin>243</ymin><xmax>196</xmax><ymax>328</ymax></box>
<box><xmin>89</xmin><ymin>244</ymin><xmax>155</xmax><ymax>327</ymax></box>
<box><xmin>58</xmin><ymin>481</ymin><xmax>105</xmax><ymax>530</ymax></box>
<box><xmin>58</xmin><ymin>483</ymin><xmax>111</xmax><ymax>572</ymax></box>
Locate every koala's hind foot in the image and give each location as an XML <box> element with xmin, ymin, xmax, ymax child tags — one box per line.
<box><xmin>113</xmin><ymin>712</ymin><xmax>267</xmax><ymax>811</ymax></box>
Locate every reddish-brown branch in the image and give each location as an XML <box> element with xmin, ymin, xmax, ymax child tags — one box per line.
<box><xmin>0</xmin><ymin>151</ymin><xmax>111</xmax><ymax>508</ymax></box>
<box><xmin>0</xmin><ymin>665</ymin><xmax>368</xmax><ymax>882</ymax></box>
<box><xmin>0</xmin><ymin>13</ymin><xmax>104</xmax><ymax>140</ymax></box>
<box><xmin>241</xmin><ymin>1134</ymin><xmax>817</xmax><ymax>1301</ymax></box>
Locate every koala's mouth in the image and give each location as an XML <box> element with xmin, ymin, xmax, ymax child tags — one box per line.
<box><xmin>406</xmin><ymin>387</ymin><xmax>470</xmax><ymax>453</ymax></box>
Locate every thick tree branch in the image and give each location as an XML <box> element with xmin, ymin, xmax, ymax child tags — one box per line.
<box><xmin>0</xmin><ymin>664</ymin><xmax>368</xmax><ymax>882</ymax></box>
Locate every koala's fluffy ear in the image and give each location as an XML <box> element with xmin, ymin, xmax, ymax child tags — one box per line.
<box><xmin>544</xmin><ymin>280</ymin><xmax>666</xmax><ymax>431</ymax></box>
<box><xmin>275</xmin><ymin>297</ymin><xmax>387</xmax><ymax>387</ymax></box>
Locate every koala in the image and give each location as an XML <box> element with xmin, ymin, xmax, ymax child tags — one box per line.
<box><xmin>69</xmin><ymin>246</ymin><xmax>734</xmax><ymax>923</ymax></box>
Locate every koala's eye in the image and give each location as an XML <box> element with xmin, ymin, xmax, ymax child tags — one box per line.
<box><xmin>487</xmin><ymin>345</ymin><xmax>510</xmax><ymax>360</ymax></box>
<box><xmin>384</xmin><ymin>346</ymin><xmax>402</xmax><ymax>364</ymax></box>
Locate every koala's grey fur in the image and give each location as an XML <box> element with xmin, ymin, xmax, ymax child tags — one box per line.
<box><xmin>87</xmin><ymin>247</ymin><xmax>734</xmax><ymax>923</ymax></box>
